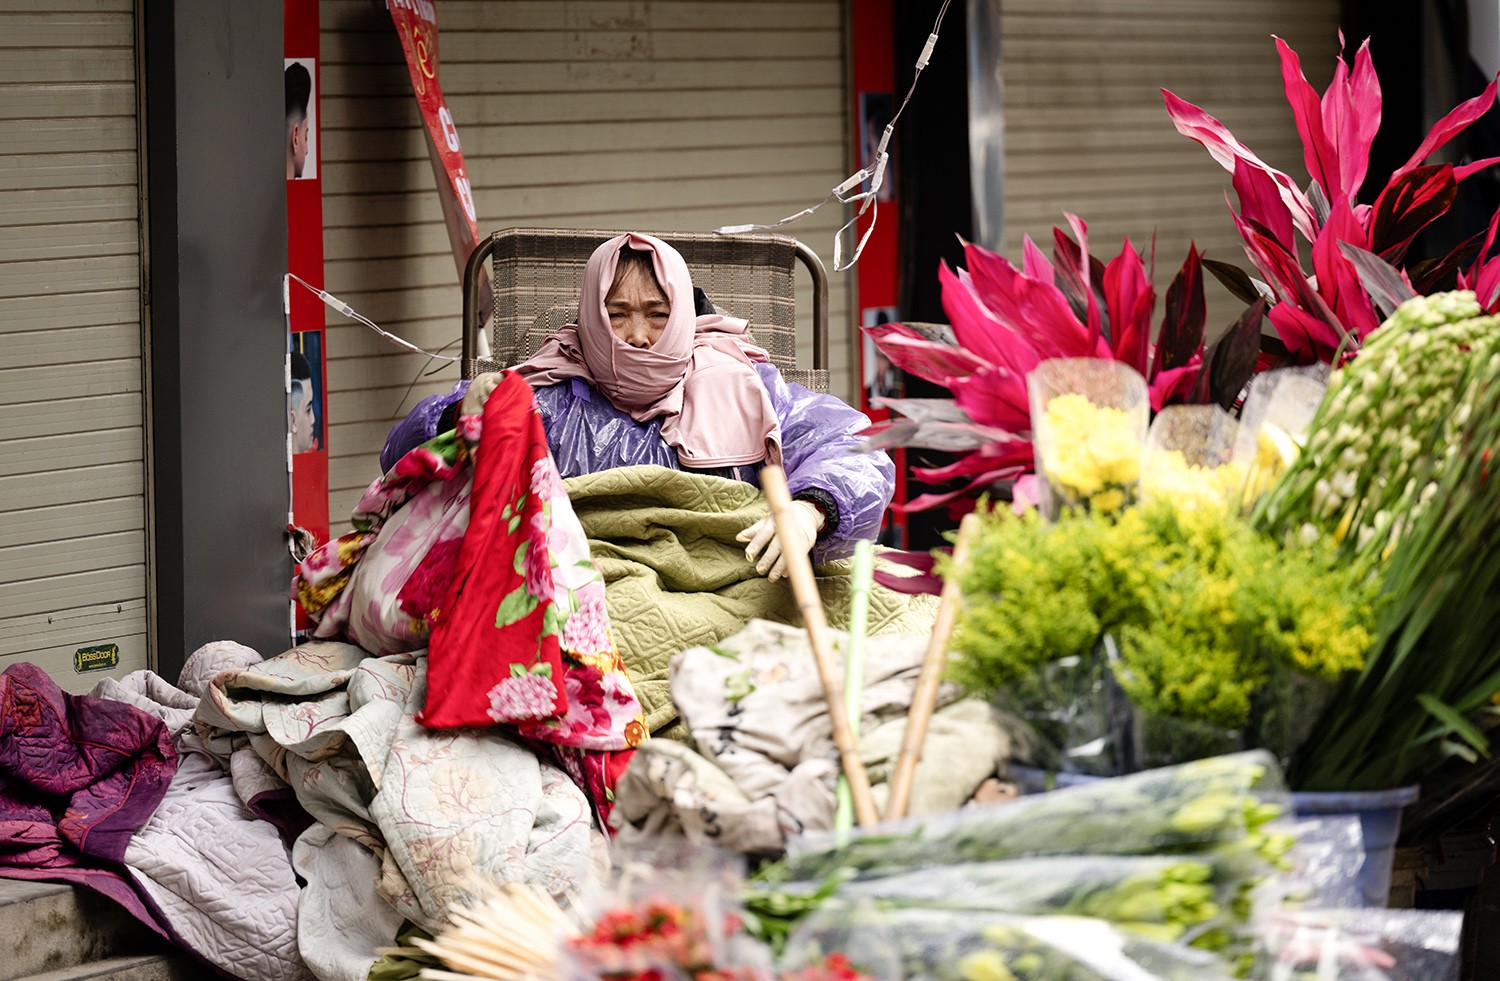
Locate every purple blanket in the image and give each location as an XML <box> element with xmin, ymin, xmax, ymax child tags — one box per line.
<box><xmin>0</xmin><ymin>662</ymin><xmax>178</xmax><ymax>933</ymax></box>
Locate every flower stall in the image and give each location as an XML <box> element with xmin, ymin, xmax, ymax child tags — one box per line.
<box><xmin>392</xmin><ymin>31</ymin><xmax>1500</xmax><ymax>981</ymax></box>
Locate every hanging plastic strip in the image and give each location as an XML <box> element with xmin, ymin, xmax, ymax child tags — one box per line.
<box><xmin>714</xmin><ymin>0</ymin><xmax>952</xmax><ymax>271</ymax></box>
<box><xmin>286</xmin><ymin>272</ymin><xmax>459</xmax><ymax>362</ymax></box>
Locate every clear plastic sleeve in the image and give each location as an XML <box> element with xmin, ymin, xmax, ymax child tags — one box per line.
<box><xmin>783</xmin><ymin>905</ymin><xmax>1236</xmax><ymax>981</ymax></box>
<box><xmin>781</xmin><ymin>752</ymin><xmax>1291</xmax><ymax>885</ymax></box>
<box><xmin>1253</xmin><ymin>908</ymin><xmax>1463</xmax><ymax>981</ymax></box>
<box><xmin>562</xmin><ymin>839</ymin><xmax>775</xmax><ymax>981</ymax></box>
<box><xmin>835</xmin><ymin>854</ymin><xmax>1248</xmax><ymax>949</ymax></box>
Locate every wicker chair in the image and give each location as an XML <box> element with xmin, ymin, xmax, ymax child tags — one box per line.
<box><xmin>461</xmin><ymin>228</ymin><xmax>830</xmax><ymax>393</ymax></box>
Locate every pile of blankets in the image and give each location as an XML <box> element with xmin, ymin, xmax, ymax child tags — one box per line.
<box><xmin>0</xmin><ymin>389</ymin><xmax>945</xmax><ymax>980</ymax></box>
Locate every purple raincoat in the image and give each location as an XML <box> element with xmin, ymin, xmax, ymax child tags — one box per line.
<box><xmin>381</xmin><ymin>363</ymin><xmax>893</xmax><ymax>563</ymax></box>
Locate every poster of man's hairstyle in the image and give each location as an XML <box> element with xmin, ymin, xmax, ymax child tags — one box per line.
<box><xmin>289</xmin><ymin>332</ymin><xmax>324</xmax><ymax>454</ymax></box>
<box><xmin>284</xmin><ymin>58</ymin><xmax>317</xmax><ymax>180</ymax></box>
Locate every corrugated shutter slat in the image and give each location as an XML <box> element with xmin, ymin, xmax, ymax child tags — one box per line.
<box><xmin>0</xmin><ymin>0</ymin><xmax>148</xmax><ymax>691</ymax></box>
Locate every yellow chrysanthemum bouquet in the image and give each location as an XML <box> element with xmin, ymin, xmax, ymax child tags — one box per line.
<box><xmin>950</xmin><ymin>357</ymin><xmax>1377</xmax><ymax>776</ymax></box>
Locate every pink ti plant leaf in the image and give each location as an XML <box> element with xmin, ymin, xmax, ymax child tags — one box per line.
<box><xmin>959</xmin><ymin>249</ymin><xmax>1102</xmax><ymax>361</ymax></box>
<box><xmin>1102</xmin><ymin>238</ymin><xmax>1155</xmax><ymax>376</ymax></box>
<box><xmin>1323</xmin><ymin>35</ymin><xmax>1382</xmax><ymax>201</ymax></box>
<box><xmin>1021</xmin><ymin>235</ymin><xmax>1056</xmax><ymax>284</ymax></box>
<box><xmin>1064</xmin><ymin>213</ymin><xmax>1105</xmax><ymax>351</ymax></box>
<box><xmin>863</xmin><ymin>326</ymin><xmax>989</xmax><ymax>385</ymax></box>
<box><xmin>1051</xmin><ymin>227</ymin><xmax>1112</xmax><ymax>340</ymax></box>
<box><xmin>1337</xmin><ymin>242</ymin><xmax>1418</xmax><ymax>319</ymax></box>
<box><xmin>1163</xmin><ymin>88</ymin><xmax>1318</xmax><ymax>240</ymax></box>
<box><xmin>1275</xmin><ymin>35</ymin><xmax>1343</xmax><ymax>203</ymax></box>
<box><xmin>949</xmin><ymin>365</ymin><xmax>1032</xmax><ymax>433</ymax></box>
<box><xmin>1391</xmin><ymin>78</ymin><xmax>1500</xmax><ymax>185</ymax></box>
<box><xmin>1192</xmin><ymin>299</ymin><xmax>1267</xmax><ymax>408</ymax></box>
<box><xmin>1368</xmin><ymin>164</ymin><xmax>1457</xmax><ymax>262</ymax></box>
<box><xmin>1153</xmin><ymin>243</ymin><xmax>1208</xmax><ymax>378</ymax></box>
<box><xmin>1269</xmin><ymin>301</ymin><xmax>1342</xmax><ymax>364</ymax></box>
<box><xmin>1312</xmin><ymin>197</ymin><xmax>1381</xmax><ymax>340</ymax></box>
<box><xmin>1232</xmin><ymin>157</ymin><xmax>1298</xmax><ymax>255</ymax></box>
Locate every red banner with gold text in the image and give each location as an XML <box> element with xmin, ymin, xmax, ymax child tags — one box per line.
<box><xmin>387</xmin><ymin>0</ymin><xmax>481</xmax><ymax>283</ymax></box>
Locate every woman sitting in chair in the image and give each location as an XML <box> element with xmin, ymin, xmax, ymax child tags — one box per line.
<box><xmin>383</xmin><ymin>232</ymin><xmax>894</xmax><ymax>581</ymax></box>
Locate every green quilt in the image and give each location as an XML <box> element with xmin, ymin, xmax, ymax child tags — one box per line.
<box><xmin>564</xmin><ymin>465</ymin><xmax>939</xmax><ymax>732</ymax></box>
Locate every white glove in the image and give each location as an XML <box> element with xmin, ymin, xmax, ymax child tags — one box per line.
<box><xmin>736</xmin><ymin>499</ymin><xmax>825</xmax><ymax>582</ymax></box>
<box><xmin>460</xmin><ymin>371</ymin><xmax>505</xmax><ymax>417</ymax></box>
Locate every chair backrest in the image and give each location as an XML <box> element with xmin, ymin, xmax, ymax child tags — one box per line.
<box><xmin>462</xmin><ymin>228</ymin><xmax>829</xmax><ymax>392</ymax></box>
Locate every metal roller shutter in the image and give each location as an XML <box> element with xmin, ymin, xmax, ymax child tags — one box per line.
<box><xmin>0</xmin><ymin>0</ymin><xmax>150</xmax><ymax>690</ymax></box>
<box><xmin>319</xmin><ymin>0</ymin><xmax>854</xmax><ymax>524</ymax></box>
<box><xmin>998</xmin><ymin>0</ymin><xmax>1341</xmax><ymax>326</ymax></box>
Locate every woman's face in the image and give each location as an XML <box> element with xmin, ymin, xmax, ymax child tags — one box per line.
<box><xmin>605</xmin><ymin>264</ymin><xmax>670</xmax><ymax>349</ymax></box>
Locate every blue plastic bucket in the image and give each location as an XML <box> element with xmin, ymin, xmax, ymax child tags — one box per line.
<box><xmin>1006</xmin><ymin>766</ymin><xmax>1418</xmax><ymax>908</ymax></box>
<box><xmin>1290</xmin><ymin>786</ymin><xmax>1419</xmax><ymax>908</ymax></box>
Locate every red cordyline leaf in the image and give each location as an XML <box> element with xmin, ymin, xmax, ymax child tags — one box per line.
<box><xmin>1329</xmin><ymin>36</ymin><xmax>1382</xmax><ymax>198</ymax></box>
<box><xmin>1275</xmin><ymin>35</ymin><xmax>1342</xmax><ymax>203</ymax></box>
<box><xmin>1104</xmin><ymin>238</ymin><xmax>1158</xmax><ymax>376</ymax></box>
<box><xmin>1269</xmin><ymin>301</ymin><xmax>1342</xmax><ymax>364</ymax></box>
<box><xmin>1064</xmin><ymin>213</ymin><xmax>1105</xmax><ymax>351</ymax></box>
<box><xmin>1338</xmin><ymin>242</ymin><xmax>1417</xmax><ymax>319</ymax></box>
<box><xmin>1313</xmin><ymin>197</ymin><xmax>1380</xmax><ymax>340</ymax></box>
<box><xmin>1102</xmin><ymin>238</ymin><xmax>1153</xmax><ymax>375</ymax></box>
<box><xmin>911</xmin><ymin>438</ymin><xmax>1034</xmax><ymax>483</ymax></box>
<box><xmin>1022</xmin><ymin>235</ymin><xmax>1055</xmax><ymax>284</ymax></box>
<box><xmin>1391</xmin><ymin>77</ymin><xmax>1500</xmax><ymax>185</ymax></box>
<box><xmin>1232</xmin><ymin>209</ymin><xmax>1352</xmax><ymax>351</ymax></box>
<box><xmin>1409</xmin><ymin>231</ymin><xmax>1482</xmax><ymax>293</ymax></box>
<box><xmin>1051</xmin><ymin>228</ymin><xmax>1112</xmax><ymax>339</ymax></box>
<box><xmin>862</xmin><ymin>320</ymin><xmax>927</xmax><ymax>346</ymax></box>
<box><xmin>1474</xmin><ymin>250</ymin><xmax>1500</xmax><ymax>311</ymax></box>
<box><xmin>963</xmin><ymin>247</ymin><xmax>1105</xmax><ymax>361</ymax></box>
<box><xmin>1465</xmin><ymin>207</ymin><xmax>1500</xmax><ymax>294</ymax></box>
<box><xmin>1195</xmin><ymin>299</ymin><xmax>1267</xmax><ymax>407</ymax></box>
<box><xmin>1154</xmin><ymin>243</ymin><xmax>1207</xmax><ymax>379</ymax></box>
<box><xmin>935</xmin><ymin>262</ymin><xmax>1045</xmax><ymax>377</ymax></box>
<box><xmin>870</xmin><ymin>331</ymin><xmax>987</xmax><ymax>385</ymax></box>
<box><xmin>1454</xmin><ymin>155</ymin><xmax>1500</xmax><ymax>181</ymax></box>
<box><xmin>1369</xmin><ymin>164</ymin><xmax>1456</xmax><ymax>262</ymax></box>
<box><xmin>1232</xmin><ymin>209</ymin><xmax>1319</xmax><ymax>308</ymax></box>
<box><xmin>1232</xmin><ymin>157</ymin><xmax>1296</xmax><ymax>253</ymax></box>
<box><xmin>1149</xmin><ymin>362</ymin><xmax>1204</xmax><ymax>411</ymax></box>
<box><xmin>895</xmin><ymin>464</ymin><xmax>1031</xmax><ymax>514</ymax></box>
<box><xmin>1164</xmin><ymin>88</ymin><xmax>1318</xmax><ymax>240</ymax></box>
<box><xmin>949</xmin><ymin>365</ymin><xmax>1031</xmax><ymax>432</ymax></box>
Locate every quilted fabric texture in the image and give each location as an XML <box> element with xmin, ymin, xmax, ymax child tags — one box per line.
<box><xmin>0</xmin><ymin>663</ymin><xmax>177</xmax><ymax>934</ymax></box>
<box><xmin>193</xmin><ymin>641</ymin><xmax>596</xmax><ymax>933</ymax></box>
<box><xmin>563</xmin><ymin>465</ymin><xmax>940</xmax><ymax>732</ymax></box>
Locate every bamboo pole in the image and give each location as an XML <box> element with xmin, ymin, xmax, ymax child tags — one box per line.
<box><xmin>883</xmin><ymin>511</ymin><xmax>981</xmax><ymax>823</ymax></box>
<box><xmin>834</xmin><ymin>539</ymin><xmax>875</xmax><ymax>837</ymax></box>
<box><xmin>759</xmin><ymin>465</ymin><xmax>880</xmax><ymax>828</ymax></box>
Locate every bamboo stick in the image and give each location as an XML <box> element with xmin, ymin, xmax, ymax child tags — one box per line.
<box><xmin>883</xmin><ymin>511</ymin><xmax>981</xmax><ymax>823</ymax></box>
<box><xmin>759</xmin><ymin>465</ymin><xmax>879</xmax><ymax>828</ymax></box>
<box><xmin>835</xmin><ymin>539</ymin><xmax>875</xmax><ymax>837</ymax></box>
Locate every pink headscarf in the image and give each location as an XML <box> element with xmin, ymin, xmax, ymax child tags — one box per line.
<box><xmin>515</xmin><ymin>232</ymin><xmax>782</xmax><ymax>468</ymax></box>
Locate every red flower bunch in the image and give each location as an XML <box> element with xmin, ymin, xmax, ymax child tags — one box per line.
<box><xmin>566</xmin><ymin>899</ymin><xmax>872</xmax><ymax>981</ymax></box>
<box><xmin>778</xmin><ymin>953</ymin><xmax>871</xmax><ymax>981</ymax></box>
<box><xmin>1165</xmin><ymin>33</ymin><xmax>1500</xmax><ymax>365</ymax></box>
<box><xmin>567</xmin><ymin>898</ymin><xmax>749</xmax><ymax>981</ymax></box>
<box><xmin>863</xmin><ymin>218</ymin><xmax>1263</xmax><ymax>510</ymax></box>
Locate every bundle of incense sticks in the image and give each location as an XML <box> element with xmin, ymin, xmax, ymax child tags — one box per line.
<box><xmin>405</xmin><ymin>879</ymin><xmax>576</xmax><ymax>981</ymax></box>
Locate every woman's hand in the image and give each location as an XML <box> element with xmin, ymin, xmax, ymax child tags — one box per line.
<box><xmin>736</xmin><ymin>500</ymin><xmax>824</xmax><ymax>582</ymax></box>
<box><xmin>460</xmin><ymin>372</ymin><xmax>505</xmax><ymax>417</ymax></box>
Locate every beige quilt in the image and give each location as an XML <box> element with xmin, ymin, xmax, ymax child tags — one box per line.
<box><xmin>563</xmin><ymin>465</ymin><xmax>939</xmax><ymax>732</ymax></box>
